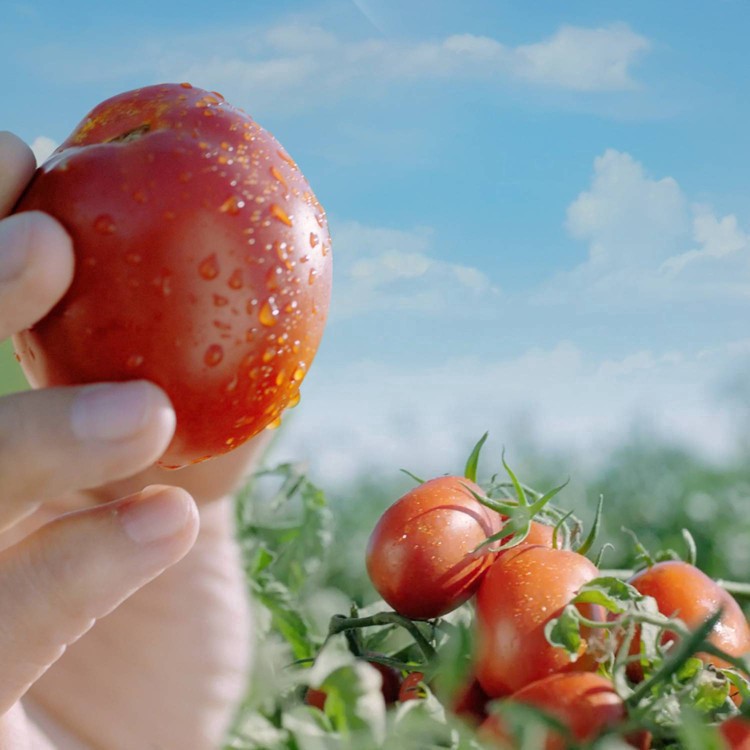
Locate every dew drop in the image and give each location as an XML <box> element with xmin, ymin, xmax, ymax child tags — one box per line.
<box><xmin>126</xmin><ymin>354</ymin><xmax>144</xmax><ymax>369</ymax></box>
<box><xmin>309</xmin><ymin>232</ymin><xmax>319</xmax><ymax>248</ymax></box>
<box><xmin>93</xmin><ymin>214</ymin><xmax>116</xmax><ymax>234</ymax></box>
<box><xmin>293</xmin><ymin>364</ymin><xmax>306</xmax><ymax>382</ymax></box>
<box><xmin>259</xmin><ymin>300</ymin><xmax>278</xmax><ymax>327</ymax></box>
<box><xmin>265</xmin><ymin>415</ymin><xmax>282</xmax><ymax>430</ymax></box>
<box><xmin>220</xmin><ymin>195</ymin><xmax>245</xmax><ymax>215</ymax></box>
<box><xmin>270</xmin><ymin>165</ymin><xmax>287</xmax><ymax>189</ymax></box>
<box><xmin>213</xmin><ymin>293</ymin><xmax>229</xmax><ymax>307</ymax></box>
<box><xmin>228</xmin><ymin>268</ymin><xmax>244</xmax><ymax>289</ymax></box>
<box><xmin>308</xmin><ymin>268</ymin><xmax>318</xmax><ymax>285</ymax></box>
<box><xmin>270</xmin><ymin>203</ymin><xmax>293</xmax><ymax>227</ymax></box>
<box><xmin>262</xmin><ymin>348</ymin><xmax>275</xmax><ymax>363</ymax></box>
<box><xmin>275</xmin><ymin>369</ymin><xmax>287</xmax><ymax>387</ymax></box>
<box><xmin>132</xmin><ymin>189</ymin><xmax>147</xmax><ymax>204</ymax></box>
<box><xmin>288</xmin><ymin>391</ymin><xmax>301</xmax><ymax>408</ymax></box>
<box><xmin>199</xmin><ymin>253</ymin><xmax>220</xmax><ymax>280</ymax></box>
<box><xmin>204</xmin><ymin>344</ymin><xmax>224</xmax><ymax>367</ymax></box>
<box><xmin>180</xmin><ymin>82</ymin><xmax>193</xmax><ymax>89</ymax></box>
<box><xmin>265</xmin><ymin>266</ymin><xmax>281</xmax><ymax>291</ymax></box>
<box><xmin>277</xmin><ymin>150</ymin><xmax>297</xmax><ymax>169</ymax></box>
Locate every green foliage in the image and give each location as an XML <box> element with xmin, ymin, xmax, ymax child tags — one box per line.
<box><xmin>226</xmin><ymin>433</ymin><xmax>750</xmax><ymax>748</ymax></box>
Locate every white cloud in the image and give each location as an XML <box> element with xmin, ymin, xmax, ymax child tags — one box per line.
<box><xmin>272</xmin><ymin>339</ymin><xmax>745</xmax><ymax>487</ymax></box>
<box><xmin>513</xmin><ymin>24</ymin><xmax>650</xmax><ymax>91</ymax></box>
<box><xmin>330</xmin><ymin>220</ymin><xmax>497</xmax><ymax>318</ymax></box>
<box><xmin>661</xmin><ymin>206</ymin><xmax>749</xmax><ymax>274</ymax></box>
<box><xmin>537</xmin><ymin>150</ymin><xmax>750</xmax><ymax>305</ymax></box>
<box><xmin>159</xmin><ymin>22</ymin><xmax>650</xmax><ymax>113</ymax></box>
<box><xmin>30</xmin><ymin>136</ymin><xmax>58</xmax><ymax>166</ymax></box>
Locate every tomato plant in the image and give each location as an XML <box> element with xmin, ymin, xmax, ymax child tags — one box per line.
<box><xmin>12</xmin><ymin>83</ymin><xmax>332</xmax><ymax>468</ymax></box>
<box><xmin>628</xmin><ymin>561</ymin><xmax>750</xmax><ymax>681</ymax></box>
<box><xmin>365</xmin><ymin>475</ymin><xmax>500</xmax><ymax>620</ymax></box>
<box><xmin>474</xmin><ymin>544</ymin><xmax>603</xmax><ymax>697</ymax></box>
<box><xmin>479</xmin><ymin>672</ymin><xmax>628</xmax><ymax>750</ymax></box>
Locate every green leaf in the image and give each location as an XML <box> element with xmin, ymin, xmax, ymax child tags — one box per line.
<box><xmin>544</xmin><ymin>604</ymin><xmax>583</xmax><ymax>656</ymax></box>
<box><xmin>573</xmin><ymin>576</ymin><xmax>645</xmax><ymax>614</ymax></box>
<box><xmin>464</xmin><ymin>432</ymin><xmax>488</xmax><ymax>483</ymax></box>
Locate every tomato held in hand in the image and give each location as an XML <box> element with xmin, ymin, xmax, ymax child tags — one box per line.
<box><xmin>365</xmin><ymin>476</ymin><xmax>501</xmax><ymax>620</ymax></box>
<box><xmin>475</xmin><ymin>545</ymin><xmax>603</xmax><ymax>697</ymax></box>
<box><xmin>479</xmin><ymin>673</ymin><xmax>628</xmax><ymax>750</ymax></box>
<box><xmin>13</xmin><ymin>83</ymin><xmax>332</xmax><ymax>468</ymax></box>
<box><xmin>627</xmin><ymin>561</ymin><xmax>750</xmax><ymax>687</ymax></box>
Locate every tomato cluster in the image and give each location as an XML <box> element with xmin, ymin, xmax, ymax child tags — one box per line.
<box><xmin>344</xmin><ymin>455</ymin><xmax>750</xmax><ymax>749</ymax></box>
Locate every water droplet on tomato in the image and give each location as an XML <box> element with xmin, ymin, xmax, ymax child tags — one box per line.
<box><xmin>262</xmin><ymin>348</ymin><xmax>275</xmax><ymax>363</ymax></box>
<box><xmin>277</xmin><ymin>150</ymin><xmax>297</xmax><ymax>169</ymax></box>
<box><xmin>293</xmin><ymin>364</ymin><xmax>306</xmax><ymax>382</ymax></box>
<box><xmin>126</xmin><ymin>354</ymin><xmax>144</xmax><ymax>369</ymax></box>
<box><xmin>275</xmin><ymin>369</ymin><xmax>287</xmax><ymax>386</ymax></box>
<box><xmin>308</xmin><ymin>269</ymin><xmax>318</xmax><ymax>285</ymax></box>
<box><xmin>265</xmin><ymin>266</ymin><xmax>282</xmax><ymax>291</ymax></box>
<box><xmin>213</xmin><ymin>293</ymin><xmax>229</xmax><ymax>307</ymax></box>
<box><xmin>228</xmin><ymin>268</ymin><xmax>244</xmax><ymax>289</ymax></box>
<box><xmin>180</xmin><ymin>82</ymin><xmax>193</xmax><ymax>89</ymax></box>
<box><xmin>199</xmin><ymin>254</ymin><xmax>220</xmax><ymax>280</ymax></box>
<box><xmin>93</xmin><ymin>214</ymin><xmax>116</xmax><ymax>234</ymax></box>
<box><xmin>270</xmin><ymin>204</ymin><xmax>293</xmax><ymax>227</ymax></box>
<box><xmin>220</xmin><ymin>195</ymin><xmax>245</xmax><ymax>215</ymax></box>
<box><xmin>265</xmin><ymin>415</ymin><xmax>282</xmax><ymax>430</ymax></box>
<box><xmin>132</xmin><ymin>189</ymin><xmax>148</xmax><ymax>204</ymax></box>
<box><xmin>204</xmin><ymin>344</ymin><xmax>224</xmax><ymax>367</ymax></box>
<box><xmin>270</xmin><ymin>165</ymin><xmax>287</xmax><ymax>189</ymax></box>
<box><xmin>288</xmin><ymin>391</ymin><xmax>301</xmax><ymax>408</ymax></box>
<box><xmin>309</xmin><ymin>232</ymin><xmax>319</xmax><ymax>248</ymax></box>
<box><xmin>259</xmin><ymin>300</ymin><xmax>278</xmax><ymax>327</ymax></box>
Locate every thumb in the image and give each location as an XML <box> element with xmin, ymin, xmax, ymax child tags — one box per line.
<box><xmin>0</xmin><ymin>485</ymin><xmax>199</xmax><ymax>715</ymax></box>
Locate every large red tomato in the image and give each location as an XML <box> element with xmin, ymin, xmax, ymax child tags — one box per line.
<box><xmin>475</xmin><ymin>544</ymin><xmax>603</xmax><ymax>697</ymax></box>
<box><xmin>365</xmin><ymin>476</ymin><xmax>501</xmax><ymax>620</ymax></box>
<box><xmin>479</xmin><ymin>673</ymin><xmax>629</xmax><ymax>750</ymax></box>
<box><xmin>12</xmin><ymin>83</ymin><xmax>332</xmax><ymax>468</ymax></box>
<box><xmin>627</xmin><ymin>561</ymin><xmax>750</xmax><ymax>686</ymax></box>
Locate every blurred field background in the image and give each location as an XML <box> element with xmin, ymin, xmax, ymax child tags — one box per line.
<box><xmin>5</xmin><ymin>339</ymin><xmax>748</xmax><ymax>596</ymax></box>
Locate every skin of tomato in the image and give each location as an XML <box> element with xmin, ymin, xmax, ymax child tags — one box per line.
<box><xmin>627</xmin><ymin>561</ymin><xmax>750</xmax><ymax>690</ymax></box>
<box><xmin>474</xmin><ymin>545</ymin><xmax>603</xmax><ymax>698</ymax></box>
<box><xmin>365</xmin><ymin>476</ymin><xmax>501</xmax><ymax>620</ymax></box>
<box><xmin>719</xmin><ymin>716</ymin><xmax>750</xmax><ymax>750</ymax></box>
<box><xmin>12</xmin><ymin>83</ymin><xmax>332</xmax><ymax>468</ymax></box>
<box><xmin>478</xmin><ymin>673</ymin><xmax>628</xmax><ymax>750</ymax></box>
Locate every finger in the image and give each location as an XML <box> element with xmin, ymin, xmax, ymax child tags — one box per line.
<box><xmin>0</xmin><ymin>131</ymin><xmax>37</xmax><ymax>216</ymax></box>
<box><xmin>0</xmin><ymin>484</ymin><xmax>199</xmax><ymax>715</ymax></box>
<box><xmin>0</xmin><ymin>381</ymin><xmax>176</xmax><ymax>530</ymax></box>
<box><xmin>0</xmin><ymin>211</ymin><xmax>74</xmax><ymax>340</ymax></box>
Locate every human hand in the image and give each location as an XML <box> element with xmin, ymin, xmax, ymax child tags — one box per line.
<box><xmin>0</xmin><ymin>131</ymin><xmax>265</xmax><ymax>749</ymax></box>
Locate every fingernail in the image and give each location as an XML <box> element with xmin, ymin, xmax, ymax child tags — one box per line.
<box><xmin>118</xmin><ymin>487</ymin><xmax>195</xmax><ymax>545</ymax></box>
<box><xmin>0</xmin><ymin>214</ymin><xmax>30</xmax><ymax>281</ymax></box>
<box><xmin>71</xmin><ymin>381</ymin><xmax>158</xmax><ymax>441</ymax></box>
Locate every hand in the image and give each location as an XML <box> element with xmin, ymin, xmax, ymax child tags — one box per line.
<box><xmin>0</xmin><ymin>131</ymin><xmax>264</xmax><ymax>749</ymax></box>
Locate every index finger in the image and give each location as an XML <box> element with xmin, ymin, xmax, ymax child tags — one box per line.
<box><xmin>0</xmin><ymin>132</ymin><xmax>37</xmax><ymax>217</ymax></box>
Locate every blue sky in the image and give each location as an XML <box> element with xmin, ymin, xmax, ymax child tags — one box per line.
<box><xmin>4</xmin><ymin>0</ymin><xmax>750</xmax><ymax>483</ymax></box>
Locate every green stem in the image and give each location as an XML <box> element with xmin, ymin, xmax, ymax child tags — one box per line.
<box><xmin>328</xmin><ymin>612</ymin><xmax>437</xmax><ymax>662</ymax></box>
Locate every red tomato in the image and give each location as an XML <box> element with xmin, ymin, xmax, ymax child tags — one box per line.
<box><xmin>398</xmin><ymin>671</ymin><xmax>426</xmax><ymax>702</ymax></box>
<box><xmin>475</xmin><ymin>545</ymin><xmax>603</xmax><ymax>697</ymax></box>
<box><xmin>306</xmin><ymin>661</ymin><xmax>401</xmax><ymax>710</ymax></box>
<box><xmin>12</xmin><ymin>83</ymin><xmax>332</xmax><ymax>468</ymax></box>
<box><xmin>450</xmin><ymin>675</ymin><xmax>491</xmax><ymax>725</ymax></box>
<box><xmin>719</xmin><ymin>716</ymin><xmax>750</xmax><ymax>749</ymax></box>
<box><xmin>479</xmin><ymin>673</ymin><xmax>627</xmax><ymax>750</ymax></box>
<box><xmin>365</xmin><ymin>476</ymin><xmax>501</xmax><ymax>620</ymax></box>
<box><xmin>627</xmin><ymin>561</ymin><xmax>750</xmax><ymax>690</ymax></box>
